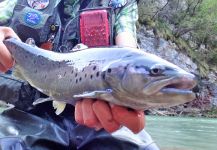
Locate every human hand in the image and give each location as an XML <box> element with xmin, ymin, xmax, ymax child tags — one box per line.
<box><xmin>0</xmin><ymin>27</ymin><xmax>20</xmax><ymax>72</ymax></box>
<box><xmin>75</xmin><ymin>99</ymin><xmax>145</xmax><ymax>134</ymax></box>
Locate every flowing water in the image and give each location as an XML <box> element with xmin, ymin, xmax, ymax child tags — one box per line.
<box><xmin>146</xmin><ymin>116</ymin><xmax>217</xmax><ymax>150</ymax></box>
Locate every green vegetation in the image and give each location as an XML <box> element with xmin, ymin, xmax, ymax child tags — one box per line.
<box><xmin>138</xmin><ymin>0</ymin><xmax>217</xmax><ymax>77</ymax></box>
<box><xmin>203</xmin><ymin>107</ymin><xmax>217</xmax><ymax>118</ymax></box>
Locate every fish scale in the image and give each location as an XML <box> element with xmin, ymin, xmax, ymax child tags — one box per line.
<box><xmin>4</xmin><ymin>38</ymin><xmax>197</xmax><ymax>114</ymax></box>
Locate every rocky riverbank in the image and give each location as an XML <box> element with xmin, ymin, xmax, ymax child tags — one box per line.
<box><xmin>137</xmin><ymin>0</ymin><xmax>217</xmax><ymax>117</ymax></box>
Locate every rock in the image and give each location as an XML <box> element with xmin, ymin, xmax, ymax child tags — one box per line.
<box><xmin>207</xmin><ymin>82</ymin><xmax>217</xmax><ymax>106</ymax></box>
<box><xmin>200</xmin><ymin>44</ymin><xmax>206</xmax><ymax>50</ymax></box>
<box><xmin>181</xmin><ymin>32</ymin><xmax>191</xmax><ymax>41</ymax></box>
<box><xmin>188</xmin><ymin>40</ymin><xmax>197</xmax><ymax>48</ymax></box>
<box><xmin>137</xmin><ymin>27</ymin><xmax>198</xmax><ymax>73</ymax></box>
<box><xmin>208</xmin><ymin>72</ymin><xmax>217</xmax><ymax>83</ymax></box>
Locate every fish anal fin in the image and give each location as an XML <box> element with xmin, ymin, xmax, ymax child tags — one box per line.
<box><xmin>52</xmin><ymin>101</ymin><xmax>66</xmax><ymax>115</ymax></box>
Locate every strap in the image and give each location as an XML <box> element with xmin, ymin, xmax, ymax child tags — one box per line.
<box><xmin>99</xmin><ymin>0</ymin><xmax>110</xmax><ymax>7</ymax></box>
<box><xmin>80</xmin><ymin>0</ymin><xmax>92</xmax><ymax>10</ymax></box>
<box><xmin>80</xmin><ymin>0</ymin><xmax>110</xmax><ymax>9</ymax></box>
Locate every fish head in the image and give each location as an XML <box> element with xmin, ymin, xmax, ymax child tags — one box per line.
<box><xmin>104</xmin><ymin>50</ymin><xmax>197</xmax><ymax>109</ymax></box>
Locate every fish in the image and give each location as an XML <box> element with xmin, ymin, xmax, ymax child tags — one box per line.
<box><xmin>4</xmin><ymin>38</ymin><xmax>197</xmax><ymax>114</ymax></box>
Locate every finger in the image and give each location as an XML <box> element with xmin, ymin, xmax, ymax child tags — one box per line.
<box><xmin>0</xmin><ymin>63</ymin><xmax>8</xmax><ymax>73</ymax></box>
<box><xmin>94</xmin><ymin>124</ymin><xmax>103</xmax><ymax>131</ymax></box>
<box><xmin>75</xmin><ymin>101</ymin><xmax>84</xmax><ymax>125</ymax></box>
<box><xmin>93</xmin><ymin>100</ymin><xmax>120</xmax><ymax>133</ymax></box>
<box><xmin>0</xmin><ymin>27</ymin><xmax>20</xmax><ymax>41</ymax></box>
<box><xmin>0</xmin><ymin>27</ymin><xmax>19</xmax><ymax>70</ymax></box>
<box><xmin>82</xmin><ymin>99</ymin><xmax>100</xmax><ymax>128</ymax></box>
<box><xmin>0</xmin><ymin>41</ymin><xmax>14</xmax><ymax>70</ymax></box>
<box><xmin>112</xmin><ymin>105</ymin><xmax>145</xmax><ymax>134</ymax></box>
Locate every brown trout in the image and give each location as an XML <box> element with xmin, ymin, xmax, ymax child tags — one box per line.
<box><xmin>4</xmin><ymin>38</ymin><xmax>197</xmax><ymax>114</ymax></box>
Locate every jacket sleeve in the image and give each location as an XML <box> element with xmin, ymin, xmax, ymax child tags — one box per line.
<box><xmin>0</xmin><ymin>73</ymin><xmax>45</xmax><ymax>111</ymax></box>
<box><xmin>114</xmin><ymin>0</ymin><xmax>138</xmax><ymax>38</ymax></box>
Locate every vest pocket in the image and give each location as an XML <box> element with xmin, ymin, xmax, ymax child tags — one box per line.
<box><xmin>9</xmin><ymin>3</ymin><xmax>61</xmax><ymax>49</ymax></box>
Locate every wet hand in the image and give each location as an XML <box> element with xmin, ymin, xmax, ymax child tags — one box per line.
<box><xmin>75</xmin><ymin>99</ymin><xmax>145</xmax><ymax>134</ymax></box>
<box><xmin>0</xmin><ymin>27</ymin><xmax>20</xmax><ymax>72</ymax></box>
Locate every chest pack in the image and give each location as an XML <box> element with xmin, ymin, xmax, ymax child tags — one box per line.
<box><xmin>8</xmin><ymin>0</ymin><xmax>128</xmax><ymax>51</ymax></box>
<box><xmin>9</xmin><ymin>0</ymin><xmax>61</xmax><ymax>51</ymax></box>
<box><xmin>61</xmin><ymin>0</ymin><xmax>115</xmax><ymax>51</ymax></box>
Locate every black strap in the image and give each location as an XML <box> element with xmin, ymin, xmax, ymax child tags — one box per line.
<box><xmin>80</xmin><ymin>0</ymin><xmax>110</xmax><ymax>10</ymax></box>
<box><xmin>80</xmin><ymin>0</ymin><xmax>92</xmax><ymax>10</ymax></box>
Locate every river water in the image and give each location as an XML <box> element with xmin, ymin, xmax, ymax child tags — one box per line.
<box><xmin>146</xmin><ymin>116</ymin><xmax>217</xmax><ymax>150</ymax></box>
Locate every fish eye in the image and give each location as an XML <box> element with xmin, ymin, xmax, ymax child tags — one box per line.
<box><xmin>150</xmin><ymin>65</ymin><xmax>165</xmax><ymax>75</ymax></box>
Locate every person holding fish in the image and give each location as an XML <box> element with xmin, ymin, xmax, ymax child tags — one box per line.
<box><xmin>0</xmin><ymin>0</ymin><xmax>162</xmax><ymax>149</ymax></box>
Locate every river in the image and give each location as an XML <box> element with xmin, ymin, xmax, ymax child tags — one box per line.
<box><xmin>146</xmin><ymin>116</ymin><xmax>217</xmax><ymax>150</ymax></box>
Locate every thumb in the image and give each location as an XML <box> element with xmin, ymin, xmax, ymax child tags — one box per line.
<box><xmin>111</xmin><ymin>105</ymin><xmax>145</xmax><ymax>134</ymax></box>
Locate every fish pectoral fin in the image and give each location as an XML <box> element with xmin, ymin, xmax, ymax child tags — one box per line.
<box><xmin>73</xmin><ymin>89</ymin><xmax>113</xmax><ymax>99</ymax></box>
<box><xmin>52</xmin><ymin>101</ymin><xmax>66</xmax><ymax>115</ymax></box>
<box><xmin>32</xmin><ymin>97</ymin><xmax>53</xmax><ymax>106</ymax></box>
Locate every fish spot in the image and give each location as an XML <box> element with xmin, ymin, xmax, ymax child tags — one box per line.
<box><xmin>96</xmin><ymin>72</ymin><xmax>100</xmax><ymax>77</ymax></box>
<box><xmin>107</xmin><ymin>68</ymin><xmax>112</xmax><ymax>73</ymax></box>
<box><xmin>85</xmin><ymin>74</ymin><xmax>87</xmax><ymax>78</ymax></box>
<box><xmin>82</xmin><ymin>68</ymin><xmax>85</xmax><ymax>72</ymax></box>
<box><xmin>63</xmin><ymin>72</ymin><xmax>66</xmax><ymax>76</ymax></box>
<box><xmin>93</xmin><ymin>66</ymin><xmax>96</xmax><ymax>70</ymax></box>
<box><xmin>75</xmin><ymin>73</ymin><xmax>78</xmax><ymax>77</ymax></box>
<box><xmin>25</xmin><ymin>55</ymin><xmax>28</xmax><ymax>58</ymax></box>
<box><xmin>44</xmin><ymin>75</ymin><xmax>47</xmax><ymax>79</ymax></box>
<box><xmin>125</xmin><ymin>54</ymin><xmax>132</xmax><ymax>58</ymax></box>
<box><xmin>102</xmin><ymin>72</ymin><xmax>106</xmax><ymax>79</ymax></box>
<box><xmin>71</xmin><ymin>70</ymin><xmax>74</xmax><ymax>74</ymax></box>
<box><xmin>76</xmin><ymin>79</ymin><xmax>78</xmax><ymax>83</ymax></box>
<box><xmin>90</xmin><ymin>75</ymin><xmax>93</xmax><ymax>79</ymax></box>
<box><xmin>79</xmin><ymin>77</ymin><xmax>82</xmax><ymax>81</ymax></box>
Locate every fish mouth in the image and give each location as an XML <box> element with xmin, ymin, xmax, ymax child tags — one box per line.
<box><xmin>144</xmin><ymin>75</ymin><xmax>197</xmax><ymax>96</ymax></box>
<box><xmin>160</xmin><ymin>76</ymin><xmax>197</xmax><ymax>94</ymax></box>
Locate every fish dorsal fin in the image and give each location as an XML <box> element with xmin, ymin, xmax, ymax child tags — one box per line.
<box><xmin>25</xmin><ymin>38</ymin><xmax>36</xmax><ymax>47</ymax></box>
<box><xmin>71</xmin><ymin>43</ymin><xmax>88</xmax><ymax>52</ymax></box>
